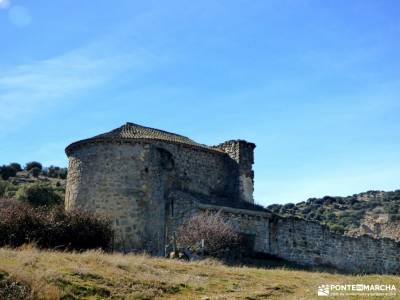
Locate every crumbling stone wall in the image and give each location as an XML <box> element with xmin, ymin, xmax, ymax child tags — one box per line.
<box><xmin>214</xmin><ymin>140</ymin><xmax>256</xmax><ymax>203</ymax></box>
<box><xmin>269</xmin><ymin>217</ymin><xmax>400</xmax><ymax>274</ymax></box>
<box><xmin>149</xmin><ymin>141</ymin><xmax>238</xmax><ymax>199</ymax></box>
<box><xmin>165</xmin><ymin>191</ymin><xmax>270</xmax><ymax>254</ymax></box>
<box><xmin>199</xmin><ymin>205</ymin><xmax>271</xmax><ymax>253</ymax></box>
<box><xmin>166</xmin><ymin>193</ymin><xmax>400</xmax><ymax>273</ymax></box>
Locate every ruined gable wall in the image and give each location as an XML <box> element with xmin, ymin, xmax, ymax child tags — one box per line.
<box><xmin>149</xmin><ymin>141</ymin><xmax>238</xmax><ymax>200</ymax></box>
<box><xmin>214</xmin><ymin>140</ymin><xmax>255</xmax><ymax>203</ymax></box>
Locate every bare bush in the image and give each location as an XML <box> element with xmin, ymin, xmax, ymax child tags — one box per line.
<box><xmin>0</xmin><ymin>199</ymin><xmax>114</xmax><ymax>251</ymax></box>
<box><xmin>176</xmin><ymin>211</ymin><xmax>239</xmax><ymax>257</ymax></box>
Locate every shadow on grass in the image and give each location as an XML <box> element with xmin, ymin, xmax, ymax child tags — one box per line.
<box><xmin>221</xmin><ymin>252</ymin><xmax>347</xmax><ymax>275</ymax></box>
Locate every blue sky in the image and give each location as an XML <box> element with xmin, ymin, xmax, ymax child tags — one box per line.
<box><xmin>0</xmin><ymin>0</ymin><xmax>399</xmax><ymax>205</ymax></box>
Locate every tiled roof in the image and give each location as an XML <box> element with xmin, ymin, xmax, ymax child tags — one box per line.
<box><xmin>66</xmin><ymin>122</ymin><xmax>219</xmax><ymax>154</ymax></box>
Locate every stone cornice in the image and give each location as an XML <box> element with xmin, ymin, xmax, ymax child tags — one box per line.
<box><xmin>65</xmin><ymin>137</ymin><xmax>226</xmax><ymax>156</ymax></box>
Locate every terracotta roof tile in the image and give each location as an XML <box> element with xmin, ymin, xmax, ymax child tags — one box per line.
<box><xmin>66</xmin><ymin>122</ymin><xmax>220</xmax><ymax>155</ymax></box>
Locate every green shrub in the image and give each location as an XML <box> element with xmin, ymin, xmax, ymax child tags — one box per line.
<box><xmin>4</xmin><ymin>184</ymin><xmax>19</xmax><ymax>198</ymax></box>
<box><xmin>283</xmin><ymin>203</ymin><xmax>295</xmax><ymax>209</ymax></box>
<box><xmin>25</xmin><ymin>161</ymin><xmax>42</xmax><ymax>171</ymax></box>
<box><xmin>29</xmin><ymin>167</ymin><xmax>41</xmax><ymax>178</ymax></box>
<box><xmin>0</xmin><ymin>165</ymin><xmax>17</xmax><ymax>180</ymax></box>
<box><xmin>0</xmin><ymin>181</ymin><xmax>19</xmax><ymax>198</ymax></box>
<box><xmin>43</xmin><ymin>166</ymin><xmax>68</xmax><ymax>179</ymax></box>
<box><xmin>329</xmin><ymin>224</ymin><xmax>345</xmax><ymax>234</ymax></box>
<box><xmin>389</xmin><ymin>214</ymin><xmax>400</xmax><ymax>222</ymax></box>
<box><xmin>267</xmin><ymin>204</ymin><xmax>282</xmax><ymax>213</ymax></box>
<box><xmin>9</xmin><ymin>162</ymin><xmax>22</xmax><ymax>173</ymax></box>
<box><xmin>0</xmin><ymin>180</ymin><xmax>9</xmax><ymax>197</ymax></box>
<box><xmin>384</xmin><ymin>203</ymin><xmax>399</xmax><ymax>214</ymax></box>
<box><xmin>15</xmin><ymin>183</ymin><xmax>62</xmax><ymax>207</ymax></box>
<box><xmin>58</xmin><ymin>168</ymin><xmax>68</xmax><ymax>179</ymax></box>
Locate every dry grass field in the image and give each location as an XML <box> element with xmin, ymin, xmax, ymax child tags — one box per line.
<box><xmin>1</xmin><ymin>246</ymin><xmax>400</xmax><ymax>299</ymax></box>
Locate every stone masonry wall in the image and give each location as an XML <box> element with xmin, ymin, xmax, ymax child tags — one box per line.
<box><xmin>215</xmin><ymin>140</ymin><xmax>255</xmax><ymax>203</ymax></box>
<box><xmin>150</xmin><ymin>141</ymin><xmax>238</xmax><ymax>200</ymax></box>
<box><xmin>166</xmin><ymin>190</ymin><xmax>270</xmax><ymax>254</ymax></box>
<box><xmin>166</xmin><ymin>194</ymin><xmax>400</xmax><ymax>274</ymax></box>
<box><xmin>269</xmin><ymin>217</ymin><xmax>400</xmax><ymax>274</ymax></box>
<box><xmin>66</xmin><ymin>139</ymin><xmax>241</xmax><ymax>255</ymax></box>
<box><xmin>65</xmin><ymin>142</ymin><xmax>165</xmax><ymax>254</ymax></box>
<box><xmin>66</xmin><ymin>136</ymin><xmax>400</xmax><ymax>274</ymax></box>
<box><xmin>199</xmin><ymin>205</ymin><xmax>271</xmax><ymax>253</ymax></box>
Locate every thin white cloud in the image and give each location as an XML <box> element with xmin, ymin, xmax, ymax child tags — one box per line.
<box><xmin>0</xmin><ymin>40</ymin><xmax>154</xmax><ymax>131</ymax></box>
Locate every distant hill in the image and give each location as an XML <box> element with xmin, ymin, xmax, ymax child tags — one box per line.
<box><xmin>267</xmin><ymin>190</ymin><xmax>400</xmax><ymax>240</ymax></box>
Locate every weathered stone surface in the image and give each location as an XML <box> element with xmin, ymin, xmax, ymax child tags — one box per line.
<box><xmin>65</xmin><ymin>123</ymin><xmax>255</xmax><ymax>255</ymax></box>
<box><xmin>65</xmin><ymin>122</ymin><xmax>400</xmax><ymax>274</ymax></box>
<box><xmin>214</xmin><ymin>140</ymin><xmax>255</xmax><ymax>203</ymax></box>
<box><xmin>268</xmin><ymin>217</ymin><xmax>400</xmax><ymax>274</ymax></box>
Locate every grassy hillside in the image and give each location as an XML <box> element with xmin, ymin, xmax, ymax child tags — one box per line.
<box><xmin>1</xmin><ymin>247</ymin><xmax>400</xmax><ymax>299</ymax></box>
<box><xmin>267</xmin><ymin>190</ymin><xmax>400</xmax><ymax>237</ymax></box>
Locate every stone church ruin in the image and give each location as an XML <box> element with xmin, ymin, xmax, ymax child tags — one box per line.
<box><xmin>65</xmin><ymin>122</ymin><xmax>400</xmax><ymax>274</ymax></box>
